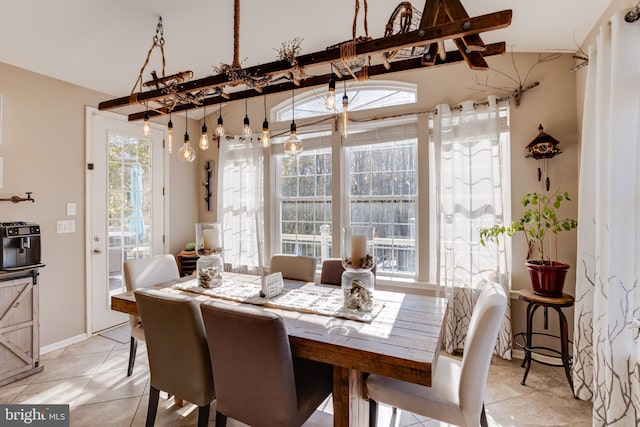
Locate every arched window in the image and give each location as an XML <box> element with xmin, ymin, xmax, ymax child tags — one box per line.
<box><xmin>272</xmin><ymin>80</ymin><xmax>417</xmax><ymax>122</ymax></box>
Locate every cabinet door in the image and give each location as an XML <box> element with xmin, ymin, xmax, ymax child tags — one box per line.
<box><xmin>0</xmin><ymin>276</ymin><xmax>37</xmax><ymax>381</ymax></box>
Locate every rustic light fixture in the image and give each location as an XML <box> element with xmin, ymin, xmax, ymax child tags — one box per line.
<box><xmin>284</xmin><ymin>89</ymin><xmax>303</xmax><ymax>156</ymax></box>
<box><xmin>215</xmin><ymin>94</ymin><xmax>225</xmax><ymax>137</ymax></box>
<box><xmin>99</xmin><ymin>1</ymin><xmax>512</xmax><ymax>124</ymax></box>
<box><xmin>179</xmin><ymin>110</ymin><xmax>196</xmax><ymax>162</ymax></box>
<box><xmin>341</xmin><ymin>81</ymin><xmax>349</xmax><ymax>139</ymax></box>
<box><xmin>525</xmin><ymin>124</ymin><xmax>561</xmax><ymax>191</ymax></box>
<box><xmin>325</xmin><ymin>67</ymin><xmax>336</xmax><ymax>110</ymax></box>
<box><xmin>142</xmin><ymin>109</ymin><xmax>151</xmax><ymax>136</ymax></box>
<box><xmin>242</xmin><ymin>93</ymin><xmax>252</xmax><ymax>136</ymax></box>
<box><xmin>167</xmin><ymin>113</ymin><xmax>173</xmax><ymax>153</ymax></box>
<box><xmin>260</xmin><ymin>95</ymin><xmax>271</xmax><ymax>148</ymax></box>
<box><xmin>199</xmin><ymin>104</ymin><xmax>209</xmax><ymax>150</ymax></box>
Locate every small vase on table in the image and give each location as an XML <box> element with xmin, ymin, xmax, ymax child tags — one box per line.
<box><xmin>195</xmin><ymin>222</ymin><xmax>224</xmax><ymax>288</ymax></box>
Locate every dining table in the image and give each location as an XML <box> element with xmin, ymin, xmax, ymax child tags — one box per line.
<box><xmin>110</xmin><ymin>272</ymin><xmax>448</xmax><ymax>427</ymax></box>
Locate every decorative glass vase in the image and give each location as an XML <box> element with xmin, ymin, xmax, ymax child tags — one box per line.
<box><xmin>341</xmin><ymin>225</ymin><xmax>375</xmax><ymax>311</ymax></box>
<box><xmin>197</xmin><ymin>255</ymin><xmax>224</xmax><ymax>288</ymax></box>
<box><xmin>195</xmin><ymin>222</ymin><xmax>222</xmax><ymax>256</ymax></box>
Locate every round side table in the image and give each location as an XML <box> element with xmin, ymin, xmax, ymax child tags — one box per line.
<box><xmin>515</xmin><ymin>289</ymin><xmax>575</xmax><ymax>397</ymax></box>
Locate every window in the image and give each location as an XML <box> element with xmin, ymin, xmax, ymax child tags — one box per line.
<box><xmin>345</xmin><ymin>124</ymin><xmax>418</xmax><ymax>276</ymax></box>
<box><xmin>272</xmin><ymin>80</ymin><xmax>417</xmax><ymax>122</ymax></box>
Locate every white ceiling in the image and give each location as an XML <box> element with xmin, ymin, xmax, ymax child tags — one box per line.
<box><xmin>0</xmin><ymin>0</ymin><xmax>612</xmax><ymax>98</ymax></box>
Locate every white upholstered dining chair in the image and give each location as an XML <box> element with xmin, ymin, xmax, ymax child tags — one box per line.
<box><xmin>366</xmin><ymin>280</ymin><xmax>507</xmax><ymax>427</ymax></box>
<box><xmin>269</xmin><ymin>254</ymin><xmax>317</xmax><ymax>283</ymax></box>
<box><xmin>123</xmin><ymin>254</ymin><xmax>180</xmax><ymax>376</ymax></box>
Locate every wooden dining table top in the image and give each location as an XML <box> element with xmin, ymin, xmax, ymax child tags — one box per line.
<box><xmin>111</xmin><ymin>272</ymin><xmax>448</xmax><ymax>426</ymax></box>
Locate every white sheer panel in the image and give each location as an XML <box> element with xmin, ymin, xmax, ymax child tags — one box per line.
<box><xmin>574</xmin><ymin>11</ymin><xmax>640</xmax><ymax>422</ymax></box>
<box><xmin>218</xmin><ymin>137</ymin><xmax>264</xmax><ymax>275</ymax></box>
<box><xmin>432</xmin><ymin>97</ymin><xmax>512</xmax><ymax>359</ymax></box>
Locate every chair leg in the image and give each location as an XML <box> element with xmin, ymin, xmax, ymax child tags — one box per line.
<box><xmin>369</xmin><ymin>398</ymin><xmax>378</xmax><ymax>427</ymax></box>
<box><xmin>480</xmin><ymin>403</ymin><xmax>488</xmax><ymax>427</ymax></box>
<box><xmin>127</xmin><ymin>336</ymin><xmax>138</xmax><ymax>377</ymax></box>
<box><xmin>146</xmin><ymin>386</ymin><xmax>160</xmax><ymax>427</ymax></box>
<box><xmin>215</xmin><ymin>411</ymin><xmax>227</xmax><ymax>427</ymax></box>
<box><xmin>197</xmin><ymin>404</ymin><xmax>211</xmax><ymax>427</ymax></box>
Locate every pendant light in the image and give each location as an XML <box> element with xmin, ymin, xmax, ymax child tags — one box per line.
<box><xmin>142</xmin><ymin>107</ymin><xmax>151</xmax><ymax>136</ymax></box>
<box><xmin>199</xmin><ymin>104</ymin><xmax>209</xmax><ymax>150</ymax></box>
<box><xmin>260</xmin><ymin>95</ymin><xmax>271</xmax><ymax>148</ymax></box>
<box><xmin>325</xmin><ymin>66</ymin><xmax>336</xmax><ymax>110</ymax></box>
<box><xmin>179</xmin><ymin>110</ymin><xmax>196</xmax><ymax>162</ymax></box>
<box><xmin>242</xmin><ymin>91</ymin><xmax>252</xmax><ymax>136</ymax></box>
<box><xmin>341</xmin><ymin>81</ymin><xmax>349</xmax><ymax>139</ymax></box>
<box><xmin>167</xmin><ymin>113</ymin><xmax>173</xmax><ymax>154</ymax></box>
<box><xmin>215</xmin><ymin>92</ymin><xmax>225</xmax><ymax>137</ymax></box>
<box><xmin>284</xmin><ymin>89</ymin><xmax>303</xmax><ymax>156</ymax></box>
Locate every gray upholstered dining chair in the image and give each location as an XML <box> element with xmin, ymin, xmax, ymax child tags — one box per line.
<box><xmin>123</xmin><ymin>254</ymin><xmax>180</xmax><ymax>376</ymax></box>
<box><xmin>134</xmin><ymin>288</ymin><xmax>215</xmax><ymax>427</ymax></box>
<box><xmin>270</xmin><ymin>254</ymin><xmax>317</xmax><ymax>283</ymax></box>
<box><xmin>366</xmin><ymin>280</ymin><xmax>507</xmax><ymax>427</ymax></box>
<box><xmin>200</xmin><ymin>300</ymin><xmax>333</xmax><ymax>427</ymax></box>
<box><xmin>320</xmin><ymin>258</ymin><xmax>376</xmax><ymax>286</ymax></box>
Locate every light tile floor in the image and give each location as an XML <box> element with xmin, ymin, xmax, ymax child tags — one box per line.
<box><xmin>0</xmin><ymin>328</ymin><xmax>592</xmax><ymax>426</ymax></box>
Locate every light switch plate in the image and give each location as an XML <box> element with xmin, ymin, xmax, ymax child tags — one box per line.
<box><xmin>66</xmin><ymin>202</ymin><xmax>76</xmax><ymax>216</ymax></box>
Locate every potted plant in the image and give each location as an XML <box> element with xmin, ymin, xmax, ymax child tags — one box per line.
<box><xmin>479</xmin><ymin>190</ymin><xmax>577</xmax><ymax>297</ymax></box>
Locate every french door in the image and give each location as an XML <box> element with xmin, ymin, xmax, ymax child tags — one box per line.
<box><xmin>86</xmin><ymin>107</ymin><xmax>166</xmax><ymax>333</ymax></box>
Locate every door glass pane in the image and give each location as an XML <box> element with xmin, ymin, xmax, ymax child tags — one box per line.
<box><xmin>107</xmin><ymin>131</ymin><xmax>153</xmax><ymax>296</ymax></box>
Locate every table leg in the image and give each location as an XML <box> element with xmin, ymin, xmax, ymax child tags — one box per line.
<box><xmin>332</xmin><ymin>366</ymin><xmax>368</xmax><ymax>426</ymax></box>
<box><xmin>555</xmin><ymin>306</ymin><xmax>575</xmax><ymax>398</ymax></box>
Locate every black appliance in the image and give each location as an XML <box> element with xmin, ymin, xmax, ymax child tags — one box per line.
<box><xmin>0</xmin><ymin>222</ymin><xmax>42</xmax><ymax>270</ymax></box>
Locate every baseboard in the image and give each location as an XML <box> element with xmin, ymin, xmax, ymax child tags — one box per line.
<box><xmin>40</xmin><ymin>333</ymin><xmax>88</xmax><ymax>355</ymax></box>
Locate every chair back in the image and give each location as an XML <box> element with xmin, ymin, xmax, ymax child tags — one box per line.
<box><xmin>320</xmin><ymin>258</ymin><xmax>343</xmax><ymax>285</ymax></box>
<box><xmin>270</xmin><ymin>254</ymin><xmax>317</xmax><ymax>282</ymax></box>
<box><xmin>134</xmin><ymin>288</ymin><xmax>215</xmax><ymax>407</ymax></box>
<box><xmin>458</xmin><ymin>280</ymin><xmax>507</xmax><ymax>421</ymax></box>
<box><xmin>123</xmin><ymin>254</ymin><xmax>180</xmax><ymax>292</ymax></box>
<box><xmin>320</xmin><ymin>258</ymin><xmax>377</xmax><ymax>286</ymax></box>
<box><xmin>200</xmin><ymin>301</ymin><xmax>298</xmax><ymax>426</ymax></box>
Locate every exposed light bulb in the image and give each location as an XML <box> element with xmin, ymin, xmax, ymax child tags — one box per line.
<box><xmin>342</xmin><ymin>93</ymin><xmax>349</xmax><ymax>139</ymax></box>
<box><xmin>167</xmin><ymin>118</ymin><xmax>173</xmax><ymax>154</ymax></box>
<box><xmin>260</xmin><ymin>119</ymin><xmax>271</xmax><ymax>148</ymax></box>
<box><xmin>179</xmin><ymin>132</ymin><xmax>196</xmax><ymax>162</ymax></box>
<box><xmin>199</xmin><ymin>123</ymin><xmax>209</xmax><ymax>150</ymax></box>
<box><xmin>142</xmin><ymin>110</ymin><xmax>151</xmax><ymax>136</ymax></box>
<box><xmin>243</xmin><ymin>115</ymin><xmax>252</xmax><ymax>136</ymax></box>
<box><xmin>284</xmin><ymin>122</ymin><xmax>303</xmax><ymax>156</ymax></box>
<box><xmin>215</xmin><ymin>116</ymin><xmax>225</xmax><ymax>137</ymax></box>
<box><xmin>325</xmin><ymin>76</ymin><xmax>336</xmax><ymax>110</ymax></box>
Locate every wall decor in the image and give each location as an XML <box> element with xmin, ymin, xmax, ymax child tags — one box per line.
<box><xmin>203</xmin><ymin>161</ymin><xmax>213</xmax><ymax>211</ymax></box>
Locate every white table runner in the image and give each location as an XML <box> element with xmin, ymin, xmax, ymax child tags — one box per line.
<box><xmin>173</xmin><ymin>278</ymin><xmax>384</xmax><ymax>323</ymax></box>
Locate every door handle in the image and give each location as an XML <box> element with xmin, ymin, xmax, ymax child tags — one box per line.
<box><xmin>93</xmin><ymin>249</ymin><xmax>102</xmax><ymax>254</ymax></box>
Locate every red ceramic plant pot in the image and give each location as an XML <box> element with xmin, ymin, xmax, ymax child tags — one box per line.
<box><xmin>525</xmin><ymin>261</ymin><xmax>570</xmax><ymax>298</ymax></box>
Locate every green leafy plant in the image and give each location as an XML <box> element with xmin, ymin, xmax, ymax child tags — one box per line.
<box><xmin>480</xmin><ymin>190</ymin><xmax>577</xmax><ymax>263</ymax></box>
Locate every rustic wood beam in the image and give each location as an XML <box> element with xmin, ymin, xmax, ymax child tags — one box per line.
<box><xmin>128</xmin><ymin>42</ymin><xmax>506</xmax><ymax>121</ymax></box>
<box><xmin>99</xmin><ymin>10</ymin><xmax>511</xmax><ymax>112</ymax></box>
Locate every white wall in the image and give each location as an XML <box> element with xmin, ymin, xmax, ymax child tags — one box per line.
<box><xmin>0</xmin><ymin>62</ymin><xmax>199</xmax><ymax>346</ymax></box>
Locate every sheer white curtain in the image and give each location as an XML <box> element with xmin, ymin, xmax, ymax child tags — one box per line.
<box><xmin>218</xmin><ymin>137</ymin><xmax>265</xmax><ymax>275</ymax></box>
<box><xmin>432</xmin><ymin>96</ymin><xmax>512</xmax><ymax>358</ymax></box>
<box><xmin>574</xmin><ymin>11</ymin><xmax>640</xmax><ymax>423</ymax></box>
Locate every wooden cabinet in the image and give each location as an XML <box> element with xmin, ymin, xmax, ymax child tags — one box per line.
<box><xmin>0</xmin><ymin>269</ymin><xmax>43</xmax><ymax>386</ymax></box>
<box><xmin>176</xmin><ymin>250</ymin><xmax>198</xmax><ymax>277</ymax></box>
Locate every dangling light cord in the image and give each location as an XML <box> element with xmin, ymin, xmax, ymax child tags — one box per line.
<box><xmin>215</xmin><ymin>90</ymin><xmax>225</xmax><ymax>137</ymax></box>
<box><xmin>325</xmin><ymin>64</ymin><xmax>336</xmax><ymax>110</ymax></box>
<box><xmin>342</xmin><ymin>81</ymin><xmax>349</xmax><ymax>138</ymax></box>
<box><xmin>167</xmin><ymin>112</ymin><xmax>173</xmax><ymax>154</ymax></box>
<box><xmin>243</xmin><ymin>90</ymin><xmax>252</xmax><ymax>136</ymax></box>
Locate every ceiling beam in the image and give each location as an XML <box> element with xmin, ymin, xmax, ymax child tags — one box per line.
<box><xmin>99</xmin><ymin>9</ymin><xmax>511</xmax><ymax>114</ymax></box>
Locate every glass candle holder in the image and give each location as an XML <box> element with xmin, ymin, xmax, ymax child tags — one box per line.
<box><xmin>341</xmin><ymin>269</ymin><xmax>375</xmax><ymax>312</ymax></box>
<box><xmin>341</xmin><ymin>226</ymin><xmax>375</xmax><ymax>270</ymax></box>
<box><xmin>195</xmin><ymin>222</ymin><xmax>222</xmax><ymax>256</ymax></box>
